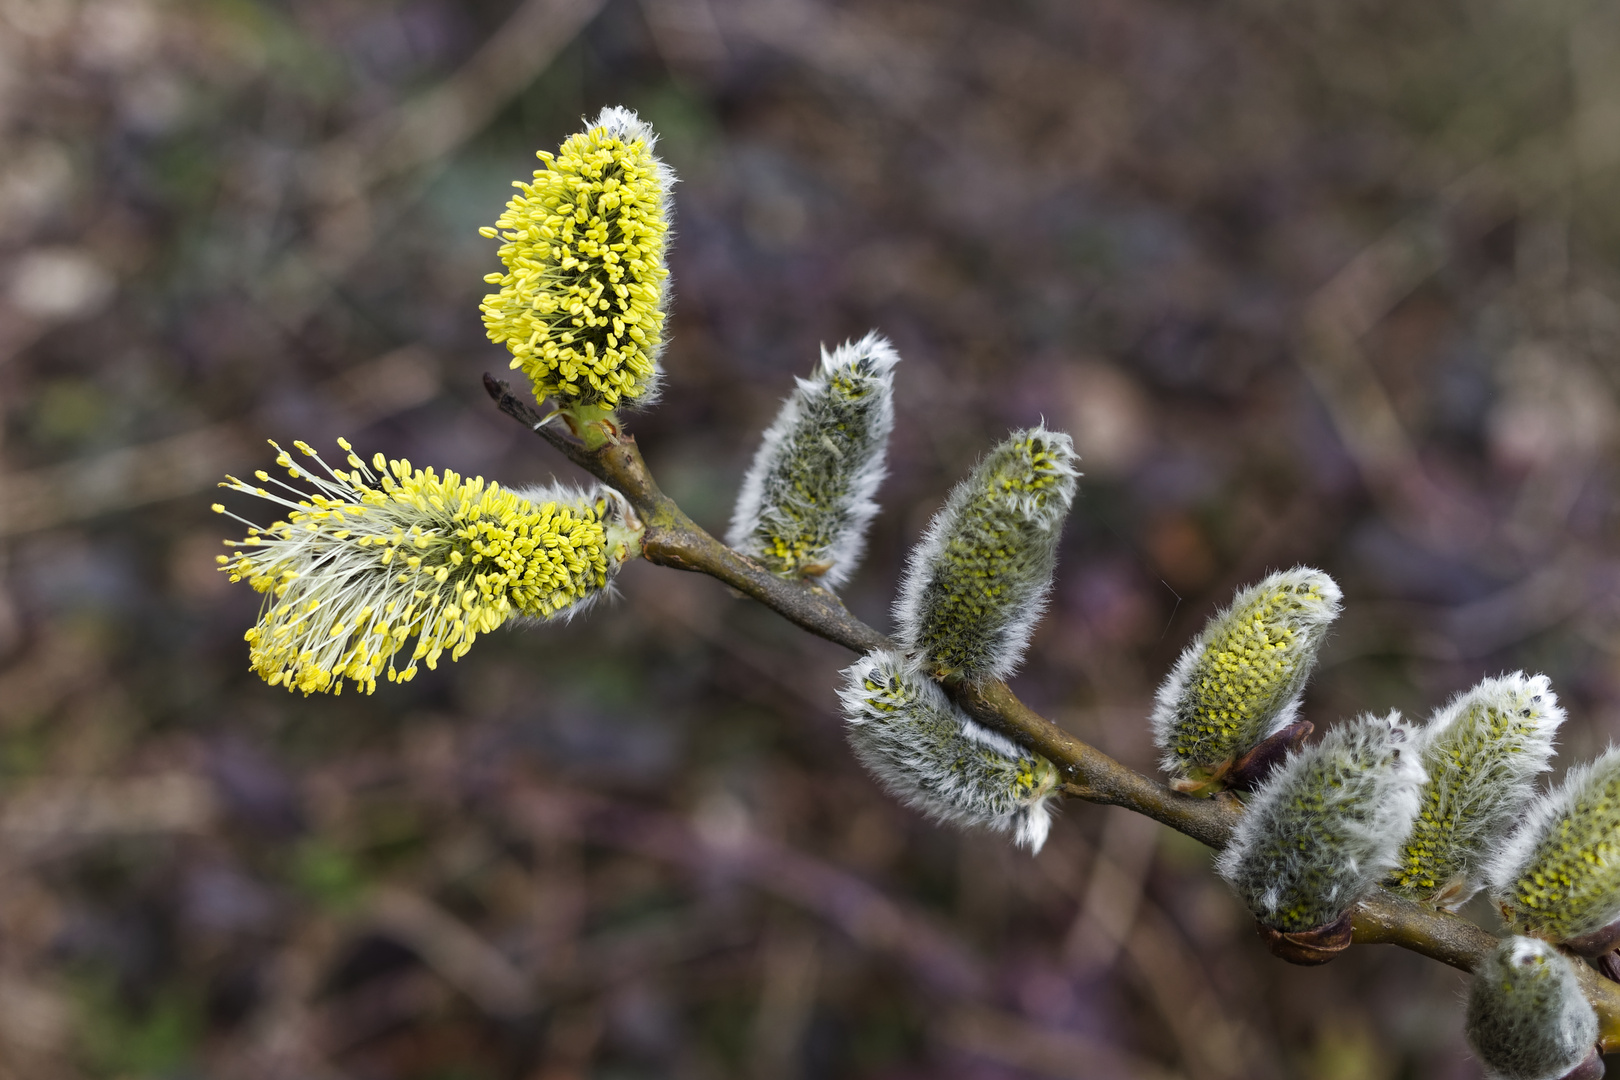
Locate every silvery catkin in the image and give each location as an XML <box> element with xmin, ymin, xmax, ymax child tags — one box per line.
<box><xmin>894</xmin><ymin>426</ymin><xmax>1078</xmax><ymax>682</ymax></box>
<box><xmin>1152</xmin><ymin>568</ymin><xmax>1340</xmax><ymax>791</ymax></box>
<box><xmin>1215</xmin><ymin>711</ymin><xmax>1425</xmax><ymax>933</ymax></box>
<box><xmin>727</xmin><ymin>333</ymin><xmax>898</xmax><ymax>589</ymax></box>
<box><xmin>1386</xmin><ymin>673</ymin><xmax>1564</xmax><ymax>909</ymax></box>
<box><xmin>839</xmin><ymin>650</ymin><xmax>1060</xmax><ymax>852</ymax></box>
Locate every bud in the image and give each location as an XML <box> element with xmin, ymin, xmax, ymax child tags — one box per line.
<box><xmin>726</xmin><ymin>333</ymin><xmax>899</xmax><ymax>589</ymax></box>
<box><xmin>480</xmin><ymin>106</ymin><xmax>674</xmax><ymax>424</ymax></box>
<box><xmin>1215</xmin><ymin>712</ymin><xmax>1425</xmax><ymax>948</ymax></box>
<box><xmin>1465</xmin><ymin>937</ymin><xmax>1601</xmax><ymax>1080</ymax></box>
<box><xmin>839</xmin><ymin>650</ymin><xmax>1060</xmax><ymax>852</ymax></box>
<box><xmin>893</xmin><ymin>427</ymin><xmax>1079</xmax><ymax>682</ymax></box>
<box><xmin>1488</xmin><ymin>745</ymin><xmax>1620</xmax><ymax>952</ymax></box>
<box><xmin>216</xmin><ymin>439</ymin><xmax>641</xmax><ymax>695</ymax></box>
<box><xmin>1152</xmin><ymin>568</ymin><xmax>1342</xmax><ymax>794</ymax></box>
<box><xmin>1387</xmin><ymin>673</ymin><xmax>1564</xmax><ymax>910</ymax></box>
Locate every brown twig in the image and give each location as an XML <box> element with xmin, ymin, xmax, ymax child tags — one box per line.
<box><xmin>483</xmin><ymin>374</ymin><xmax>887</xmax><ymax>653</ymax></box>
<box><xmin>482</xmin><ymin>373</ymin><xmax>1620</xmax><ymax>1046</ymax></box>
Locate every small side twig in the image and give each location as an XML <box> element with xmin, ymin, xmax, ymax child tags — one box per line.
<box><xmin>483</xmin><ymin>374</ymin><xmax>1620</xmax><ymax>1046</ymax></box>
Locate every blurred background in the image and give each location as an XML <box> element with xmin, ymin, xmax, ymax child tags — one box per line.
<box><xmin>2</xmin><ymin>0</ymin><xmax>1620</xmax><ymax>1076</ymax></box>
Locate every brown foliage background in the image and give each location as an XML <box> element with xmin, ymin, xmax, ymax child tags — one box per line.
<box><xmin>3</xmin><ymin>0</ymin><xmax>1620</xmax><ymax>1076</ymax></box>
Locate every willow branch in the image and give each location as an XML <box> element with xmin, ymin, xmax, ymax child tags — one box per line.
<box><xmin>484</xmin><ymin>375</ymin><xmax>888</xmax><ymax>652</ymax></box>
<box><xmin>484</xmin><ymin>374</ymin><xmax>1620</xmax><ymax>1044</ymax></box>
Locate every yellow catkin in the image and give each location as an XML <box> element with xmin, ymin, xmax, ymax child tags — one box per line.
<box><xmin>215</xmin><ymin>439</ymin><xmax>630</xmax><ymax>696</ymax></box>
<box><xmin>893</xmin><ymin>426</ymin><xmax>1080</xmax><ymax>682</ymax></box>
<box><xmin>1152</xmin><ymin>568</ymin><xmax>1341</xmax><ymax>786</ymax></box>
<box><xmin>1490</xmin><ymin>747</ymin><xmax>1620</xmax><ymax>942</ymax></box>
<box><xmin>1384</xmin><ymin>674</ymin><xmax>1562</xmax><ymax>909</ymax></box>
<box><xmin>479</xmin><ymin>107</ymin><xmax>672</xmax><ymax>411</ymax></box>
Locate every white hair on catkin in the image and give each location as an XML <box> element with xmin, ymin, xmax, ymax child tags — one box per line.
<box><xmin>1215</xmin><ymin>711</ymin><xmax>1426</xmax><ymax>933</ymax></box>
<box><xmin>1385</xmin><ymin>672</ymin><xmax>1564</xmax><ymax>909</ymax></box>
<box><xmin>726</xmin><ymin>332</ymin><xmax>899</xmax><ymax>589</ymax></box>
<box><xmin>1150</xmin><ymin>567</ymin><xmax>1341</xmax><ymax>784</ymax></box>
<box><xmin>1486</xmin><ymin>744</ymin><xmax>1620</xmax><ymax>943</ymax></box>
<box><xmin>892</xmin><ymin>426</ymin><xmax>1078</xmax><ymax>683</ymax></box>
<box><xmin>839</xmin><ymin>650</ymin><xmax>1059</xmax><ymax>852</ymax></box>
<box><xmin>1465</xmin><ymin>936</ymin><xmax>1598</xmax><ymax>1080</ymax></box>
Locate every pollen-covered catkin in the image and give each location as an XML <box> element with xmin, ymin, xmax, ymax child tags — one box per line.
<box><xmin>1465</xmin><ymin>937</ymin><xmax>1599</xmax><ymax>1080</ymax></box>
<box><xmin>726</xmin><ymin>333</ymin><xmax>898</xmax><ymax>589</ymax></box>
<box><xmin>1215</xmin><ymin>712</ymin><xmax>1426</xmax><ymax>933</ymax></box>
<box><xmin>215</xmin><ymin>439</ymin><xmax>641</xmax><ymax>695</ymax></box>
<box><xmin>1488</xmin><ymin>745</ymin><xmax>1620</xmax><ymax>944</ymax></box>
<box><xmin>1152</xmin><ymin>568</ymin><xmax>1341</xmax><ymax>789</ymax></box>
<box><xmin>839</xmin><ymin>650</ymin><xmax>1060</xmax><ymax>852</ymax></box>
<box><xmin>1386</xmin><ymin>673</ymin><xmax>1564</xmax><ymax>909</ymax></box>
<box><xmin>480</xmin><ymin>106</ymin><xmax>673</xmax><ymax>414</ymax></box>
<box><xmin>893</xmin><ymin>427</ymin><xmax>1078</xmax><ymax>682</ymax></box>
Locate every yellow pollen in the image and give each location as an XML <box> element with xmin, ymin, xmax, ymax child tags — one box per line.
<box><xmin>480</xmin><ymin>111</ymin><xmax>670</xmax><ymax>410</ymax></box>
<box><xmin>216</xmin><ymin>439</ymin><xmax>614</xmax><ymax>696</ymax></box>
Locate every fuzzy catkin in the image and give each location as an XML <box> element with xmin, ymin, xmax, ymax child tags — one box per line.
<box><xmin>1488</xmin><ymin>745</ymin><xmax>1620</xmax><ymax>943</ymax></box>
<box><xmin>893</xmin><ymin>427</ymin><xmax>1078</xmax><ymax>682</ymax></box>
<box><xmin>1386</xmin><ymin>673</ymin><xmax>1564</xmax><ymax>909</ymax></box>
<box><xmin>726</xmin><ymin>333</ymin><xmax>898</xmax><ymax>589</ymax></box>
<box><xmin>1215</xmin><ymin>712</ymin><xmax>1426</xmax><ymax>933</ymax></box>
<box><xmin>839</xmin><ymin>650</ymin><xmax>1060</xmax><ymax>852</ymax></box>
<box><xmin>480</xmin><ymin>107</ymin><xmax>674</xmax><ymax>412</ymax></box>
<box><xmin>1465</xmin><ymin>937</ymin><xmax>1598</xmax><ymax>1080</ymax></box>
<box><xmin>1152</xmin><ymin>568</ymin><xmax>1341</xmax><ymax>786</ymax></box>
<box><xmin>216</xmin><ymin>441</ymin><xmax>639</xmax><ymax>695</ymax></box>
